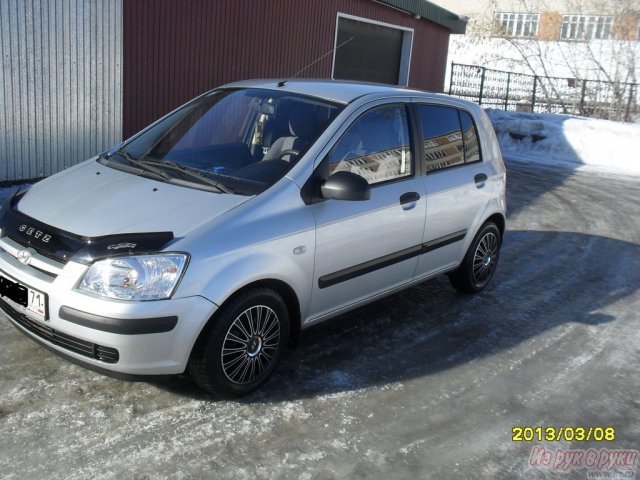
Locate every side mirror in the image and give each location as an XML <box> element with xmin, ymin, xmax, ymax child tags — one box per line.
<box><xmin>320</xmin><ymin>171</ymin><xmax>371</xmax><ymax>201</ymax></box>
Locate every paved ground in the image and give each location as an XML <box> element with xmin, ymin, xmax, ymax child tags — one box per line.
<box><xmin>1</xmin><ymin>162</ymin><xmax>639</xmax><ymax>479</ymax></box>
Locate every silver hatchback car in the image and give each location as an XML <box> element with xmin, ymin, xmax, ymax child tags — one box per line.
<box><xmin>0</xmin><ymin>80</ymin><xmax>506</xmax><ymax>397</ymax></box>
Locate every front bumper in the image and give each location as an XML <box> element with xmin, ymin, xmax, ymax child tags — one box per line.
<box><xmin>0</xmin><ymin>236</ymin><xmax>218</xmax><ymax>375</ymax></box>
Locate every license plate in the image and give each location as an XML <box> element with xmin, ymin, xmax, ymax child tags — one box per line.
<box><xmin>0</xmin><ymin>272</ymin><xmax>48</xmax><ymax>319</ymax></box>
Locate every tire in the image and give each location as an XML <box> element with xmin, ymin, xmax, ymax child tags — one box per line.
<box><xmin>449</xmin><ymin>222</ymin><xmax>502</xmax><ymax>294</ymax></box>
<box><xmin>188</xmin><ymin>288</ymin><xmax>290</xmax><ymax>398</ymax></box>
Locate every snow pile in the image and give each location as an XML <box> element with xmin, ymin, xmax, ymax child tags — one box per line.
<box><xmin>487</xmin><ymin>109</ymin><xmax>640</xmax><ymax>176</ymax></box>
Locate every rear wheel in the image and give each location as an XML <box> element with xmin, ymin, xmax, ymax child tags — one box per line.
<box><xmin>449</xmin><ymin>222</ymin><xmax>502</xmax><ymax>293</ymax></box>
<box><xmin>188</xmin><ymin>288</ymin><xmax>289</xmax><ymax>398</ymax></box>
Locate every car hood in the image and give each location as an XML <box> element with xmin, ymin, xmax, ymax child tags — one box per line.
<box><xmin>15</xmin><ymin>159</ymin><xmax>252</xmax><ymax>237</ymax></box>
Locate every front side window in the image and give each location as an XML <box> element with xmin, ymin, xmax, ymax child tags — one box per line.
<box><xmin>107</xmin><ymin>89</ymin><xmax>343</xmax><ymax>195</ymax></box>
<box><xmin>326</xmin><ymin>105</ymin><xmax>412</xmax><ymax>185</ymax></box>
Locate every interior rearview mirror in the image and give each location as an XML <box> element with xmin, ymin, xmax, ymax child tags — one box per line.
<box><xmin>253</xmin><ymin>100</ymin><xmax>275</xmax><ymax>116</ymax></box>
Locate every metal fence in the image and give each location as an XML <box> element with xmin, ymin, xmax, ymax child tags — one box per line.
<box><xmin>449</xmin><ymin>63</ymin><xmax>639</xmax><ymax>122</ymax></box>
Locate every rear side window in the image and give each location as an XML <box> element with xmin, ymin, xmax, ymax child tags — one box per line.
<box><xmin>418</xmin><ymin>106</ymin><xmax>481</xmax><ymax>172</ymax></box>
<box><xmin>327</xmin><ymin>105</ymin><xmax>412</xmax><ymax>185</ymax></box>
<box><xmin>418</xmin><ymin>105</ymin><xmax>464</xmax><ymax>172</ymax></box>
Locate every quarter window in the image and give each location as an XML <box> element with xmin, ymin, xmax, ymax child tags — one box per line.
<box><xmin>327</xmin><ymin>105</ymin><xmax>412</xmax><ymax>185</ymax></box>
<box><xmin>459</xmin><ymin>111</ymin><xmax>481</xmax><ymax>163</ymax></box>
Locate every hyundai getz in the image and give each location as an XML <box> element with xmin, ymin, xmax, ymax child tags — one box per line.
<box><xmin>0</xmin><ymin>80</ymin><xmax>506</xmax><ymax>397</ymax></box>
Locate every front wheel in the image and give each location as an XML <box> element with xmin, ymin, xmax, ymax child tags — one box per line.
<box><xmin>188</xmin><ymin>288</ymin><xmax>289</xmax><ymax>398</ymax></box>
<box><xmin>449</xmin><ymin>222</ymin><xmax>502</xmax><ymax>293</ymax></box>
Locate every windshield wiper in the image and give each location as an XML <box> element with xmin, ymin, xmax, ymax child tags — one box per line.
<box><xmin>138</xmin><ymin>157</ymin><xmax>235</xmax><ymax>194</ymax></box>
<box><xmin>110</xmin><ymin>148</ymin><xmax>174</xmax><ymax>182</ymax></box>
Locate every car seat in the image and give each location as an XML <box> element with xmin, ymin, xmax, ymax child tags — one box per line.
<box><xmin>262</xmin><ymin>110</ymin><xmax>316</xmax><ymax>162</ymax></box>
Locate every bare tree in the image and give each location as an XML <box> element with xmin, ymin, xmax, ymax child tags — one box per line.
<box><xmin>453</xmin><ymin>0</ymin><xmax>640</xmax><ymax>120</ymax></box>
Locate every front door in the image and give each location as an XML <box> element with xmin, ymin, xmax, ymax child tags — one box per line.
<box><xmin>308</xmin><ymin>103</ymin><xmax>426</xmax><ymax>321</ymax></box>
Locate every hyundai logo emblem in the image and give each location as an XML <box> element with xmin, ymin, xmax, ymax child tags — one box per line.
<box><xmin>17</xmin><ymin>249</ymin><xmax>33</xmax><ymax>265</ymax></box>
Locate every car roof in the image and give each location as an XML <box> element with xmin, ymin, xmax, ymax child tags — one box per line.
<box><xmin>221</xmin><ymin>78</ymin><xmax>434</xmax><ymax>104</ymax></box>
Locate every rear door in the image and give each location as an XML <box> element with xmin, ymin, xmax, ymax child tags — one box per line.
<box><xmin>308</xmin><ymin>100</ymin><xmax>427</xmax><ymax>321</ymax></box>
<box><xmin>413</xmin><ymin>104</ymin><xmax>491</xmax><ymax>279</ymax></box>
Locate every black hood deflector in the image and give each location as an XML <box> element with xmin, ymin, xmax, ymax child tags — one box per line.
<box><xmin>0</xmin><ymin>190</ymin><xmax>174</xmax><ymax>265</ymax></box>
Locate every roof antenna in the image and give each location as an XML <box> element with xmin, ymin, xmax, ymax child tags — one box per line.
<box><xmin>277</xmin><ymin>36</ymin><xmax>354</xmax><ymax>88</ymax></box>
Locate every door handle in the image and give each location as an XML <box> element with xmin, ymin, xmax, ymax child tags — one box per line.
<box><xmin>474</xmin><ymin>173</ymin><xmax>488</xmax><ymax>186</ymax></box>
<box><xmin>399</xmin><ymin>192</ymin><xmax>420</xmax><ymax>206</ymax></box>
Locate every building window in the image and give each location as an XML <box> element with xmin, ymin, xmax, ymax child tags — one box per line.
<box><xmin>494</xmin><ymin>13</ymin><xmax>540</xmax><ymax>37</ymax></box>
<box><xmin>561</xmin><ymin>15</ymin><xmax>613</xmax><ymax>40</ymax></box>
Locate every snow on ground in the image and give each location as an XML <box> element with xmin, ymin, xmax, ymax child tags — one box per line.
<box><xmin>486</xmin><ymin>109</ymin><xmax>640</xmax><ymax>176</ymax></box>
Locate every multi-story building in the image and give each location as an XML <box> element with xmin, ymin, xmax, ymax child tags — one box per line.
<box><xmin>434</xmin><ymin>1</ymin><xmax>639</xmax><ymax>121</ymax></box>
<box><xmin>430</xmin><ymin>0</ymin><xmax>639</xmax><ymax>41</ymax></box>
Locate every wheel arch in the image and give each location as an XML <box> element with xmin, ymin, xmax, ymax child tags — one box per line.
<box><xmin>190</xmin><ymin>278</ymin><xmax>302</xmax><ymax>359</ymax></box>
<box><xmin>485</xmin><ymin>212</ymin><xmax>506</xmax><ymax>239</ymax></box>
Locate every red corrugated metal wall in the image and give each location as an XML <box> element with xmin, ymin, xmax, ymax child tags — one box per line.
<box><xmin>122</xmin><ymin>0</ymin><xmax>450</xmax><ymax>137</ymax></box>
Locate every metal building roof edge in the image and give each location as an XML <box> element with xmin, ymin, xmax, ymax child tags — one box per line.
<box><xmin>376</xmin><ymin>0</ymin><xmax>467</xmax><ymax>34</ymax></box>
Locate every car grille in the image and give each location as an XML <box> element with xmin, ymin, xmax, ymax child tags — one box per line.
<box><xmin>1</xmin><ymin>298</ymin><xmax>119</xmax><ymax>364</ymax></box>
<box><xmin>0</xmin><ymin>235</ymin><xmax>65</xmax><ymax>278</ymax></box>
<box><xmin>7</xmin><ymin>234</ymin><xmax>67</xmax><ymax>264</ymax></box>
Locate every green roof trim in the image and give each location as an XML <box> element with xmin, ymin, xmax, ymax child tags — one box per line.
<box><xmin>378</xmin><ymin>0</ymin><xmax>467</xmax><ymax>34</ymax></box>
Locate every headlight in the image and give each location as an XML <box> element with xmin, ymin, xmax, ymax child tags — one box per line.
<box><xmin>78</xmin><ymin>254</ymin><xmax>188</xmax><ymax>301</ymax></box>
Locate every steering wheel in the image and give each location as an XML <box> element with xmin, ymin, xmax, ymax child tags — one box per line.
<box><xmin>279</xmin><ymin>149</ymin><xmax>300</xmax><ymax>161</ymax></box>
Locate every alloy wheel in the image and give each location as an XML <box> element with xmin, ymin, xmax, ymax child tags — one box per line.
<box><xmin>472</xmin><ymin>231</ymin><xmax>499</xmax><ymax>286</ymax></box>
<box><xmin>220</xmin><ymin>305</ymin><xmax>281</xmax><ymax>385</ymax></box>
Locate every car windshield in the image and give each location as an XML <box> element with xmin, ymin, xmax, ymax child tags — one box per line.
<box><xmin>110</xmin><ymin>88</ymin><xmax>343</xmax><ymax>195</ymax></box>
